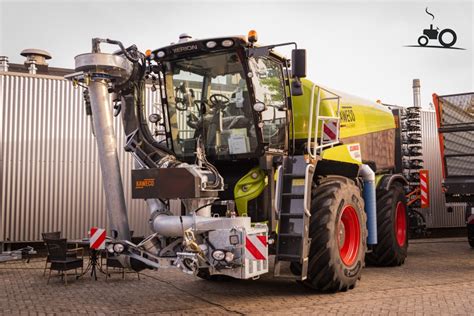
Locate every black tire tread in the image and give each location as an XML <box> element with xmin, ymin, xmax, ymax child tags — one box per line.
<box><xmin>366</xmin><ymin>183</ymin><xmax>408</xmax><ymax>266</ymax></box>
<box><xmin>303</xmin><ymin>176</ymin><xmax>367</xmax><ymax>292</ymax></box>
<box><xmin>467</xmin><ymin>224</ymin><xmax>474</xmax><ymax>248</ymax></box>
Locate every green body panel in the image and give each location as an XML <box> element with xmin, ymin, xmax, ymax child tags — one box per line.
<box><xmin>321</xmin><ymin>144</ymin><xmax>363</xmax><ymax>165</ymax></box>
<box><xmin>291</xmin><ymin>79</ymin><xmax>395</xmax><ymax>140</ymax></box>
<box><xmin>234</xmin><ymin>167</ymin><xmax>267</xmax><ymax>215</ymax></box>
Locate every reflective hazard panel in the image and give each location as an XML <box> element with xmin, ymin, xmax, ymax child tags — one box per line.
<box><xmin>420</xmin><ymin>170</ymin><xmax>429</xmax><ymax>208</ymax></box>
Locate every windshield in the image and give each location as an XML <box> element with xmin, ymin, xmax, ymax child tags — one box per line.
<box><xmin>163</xmin><ymin>52</ymin><xmax>258</xmax><ymax>160</ymax></box>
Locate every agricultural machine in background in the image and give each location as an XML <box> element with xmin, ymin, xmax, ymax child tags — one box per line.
<box><xmin>66</xmin><ymin>31</ymin><xmax>409</xmax><ymax>292</ymax></box>
<box><xmin>434</xmin><ymin>92</ymin><xmax>474</xmax><ymax>247</ymax></box>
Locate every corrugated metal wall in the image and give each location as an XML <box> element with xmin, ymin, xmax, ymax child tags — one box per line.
<box><xmin>420</xmin><ymin>110</ymin><xmax>465</xmax><ymax>228</ymax></box>
<box><xmin>0</xmin><ymin>72</ymin><xmax>161</xmax><ymax>242</ymax></box>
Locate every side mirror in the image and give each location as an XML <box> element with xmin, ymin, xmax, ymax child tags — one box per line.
<box><xmin>291</xmin><ymin>49</ymin><xmax>306</xmax><ymax>78</ymax></box>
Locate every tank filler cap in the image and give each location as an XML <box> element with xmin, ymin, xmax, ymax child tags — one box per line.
<box><xmin>178</xmin><ymin>33</ymin><xmax>192</xmax><ymax>43</ymax></box>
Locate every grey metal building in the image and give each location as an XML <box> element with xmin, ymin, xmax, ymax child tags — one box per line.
<box><xmin>0</xmin><ymin>52</ymin><xmax>160</xmax><ymax>243</ymax></box>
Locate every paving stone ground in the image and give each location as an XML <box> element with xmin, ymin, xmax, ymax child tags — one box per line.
<box><xmin>0</xmin><ymin>237</ymin><xmax>473</xmax><ymax>315</ymax></box>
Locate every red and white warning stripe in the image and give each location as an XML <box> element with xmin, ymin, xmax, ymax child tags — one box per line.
<box><xmin>323</xmin><ymin>120</ymin><xmax>338</xmax><ymax>142</ymax></box>
<box><xmin>245</xmin><ymin>235</ymin><xmax>267</xmax><ymax>260</ymax></box>
<box><xmin>419</xmin><ymin>170</ymin><xmax>429</xmax><ymax>208</ymax></box>
<box><xmin>90</xmin><ymin>227</ymin><xmax>106</xmax><ymax>250</ymax></box>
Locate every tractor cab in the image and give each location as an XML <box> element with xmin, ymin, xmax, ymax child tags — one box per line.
<box><xmin>147</xmin><ymin>33</ymin><xmax>304</xmax><ymax>162</ymax></box>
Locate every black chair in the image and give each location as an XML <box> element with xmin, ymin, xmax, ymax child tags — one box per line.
<box><xmin>45</xmin><ymin>238</ymin><xmax>83</xmax><ymax>285</ymax></box>
<box><xmin>42</xmin><ymin>231</ymin><xmax>61</xmax><ymax>276</ymax></box>
<box><xmin>42</xmin><ymin>232</ymin><xmax>84</xmax><ymax>276</ymax></box>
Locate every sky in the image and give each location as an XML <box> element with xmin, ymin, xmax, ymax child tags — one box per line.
<box><xmin>0</xmin><ymin>0</ymin><xmax>473</xmax><ymax>107</ymax></box>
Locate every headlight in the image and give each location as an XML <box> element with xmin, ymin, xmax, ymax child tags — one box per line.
<box><xmin>156</xmin><ymin>51</ymin><xmax>165</xmax><ymax>58</ymax></box>
<box><xmin>224</xmin><ymin>251</ymin><xmax>234</xmax><ymax>263</ymax></box>
<box><xmin>212</xmin><ymin>250</ymin><xmax>226</xmax><ymax>261</ymax></box>
<box><xmin>222</xmin><ymin>39</ymin><xmax>234</xmax><ymax>47</ymax></box>
<box><xmin>206</xmin><ymin>41</ymin><xmax>217</xmax><ymax>48</ymax></box>
<box><xmin>106</xmin><ymin>243</ymin><xmax>115</xmax><ymax>253</ymax></box>
<box><xmin>113</xmin><ymin>243</ymin><xmax>125</xmax><ymax>253</ymax></box>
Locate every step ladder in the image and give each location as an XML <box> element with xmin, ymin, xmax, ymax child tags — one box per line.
<box><xmin>274</xmin><ymin>84</ymin><xmax>341</xmax><ymax>280</ymax></box>
<box><xmin>274</xmin><ymin>155</ymin><xmax>314</xmax><ymax>280</ymax></box>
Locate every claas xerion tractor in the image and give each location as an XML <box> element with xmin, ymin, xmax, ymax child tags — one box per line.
<box><xmin>67</xmin><ymin>30</ymin><xmax>409</xmax><ymax>292</ymax></box>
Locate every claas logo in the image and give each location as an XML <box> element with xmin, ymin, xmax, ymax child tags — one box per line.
<box><xmin>135</xmin><ymin>178</ymin><xmax>155</xmax><ymax>189</ymax></box>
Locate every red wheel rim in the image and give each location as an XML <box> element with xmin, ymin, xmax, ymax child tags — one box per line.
<box><xmin>395</xmin><ymin>202</ymin><xmax>407</xmax><ymax>246</ymax></box>
<box><xmin>337</xmin><ymin>205</ymin><xmax>360</xmax><ymax>266</ymax></box>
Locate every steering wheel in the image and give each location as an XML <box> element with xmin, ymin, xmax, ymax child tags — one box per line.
<box><xmin>209</xmin><ymin>94</ymin><xmax>230</xmax><ymax>109</ymax></box>
<box><xmin>175</xmin><ymin>84</ymin><xmax>190</xmax><ymax>111</ymax></box>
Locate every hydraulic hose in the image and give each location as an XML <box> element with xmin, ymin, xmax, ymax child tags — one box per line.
<box><xmin>360</xmin><ymin>164</ymin><xmax>377</xmax><ymax>245</ymax></box>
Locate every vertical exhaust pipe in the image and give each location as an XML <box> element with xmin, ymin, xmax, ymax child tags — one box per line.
<box><xmin>413</xmin><ymin>79</ymin><xmax>421</xmax><ymax>108</ymax></box>
<box><xmin>0</xmin><ymin>56</ymin><xmax>9</xmax><ymax>72</ymax></box>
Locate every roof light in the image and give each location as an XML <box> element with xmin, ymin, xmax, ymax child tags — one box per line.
<box><xmin>145</xmin><ymin>49</ymin><xmax>152</xmax><ymax>58</ymax></box>
<box><xmin>222</xmin><ymin>39</ymin><xmax>234</xmax><ymax>47</ymax></box>
<box><xmin>206</xmin><ymin>41</ymin><xmax>217</xmax><ymax>48</ymax></box>
<box><xmin>156</xmin><ymin>51</ymin><xmax>165</xmax><ymax>58</ymax></box>
<box><xmin>248</xmin><ymin>30</ymin><xmax>258</xmax><ymax>43</ymax></box>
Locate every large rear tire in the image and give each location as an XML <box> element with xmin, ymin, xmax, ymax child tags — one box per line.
<box><xmin>366</xmin><ymin>182</ymin><xmax>408</xmax><ymax>266</ymax></box>
<box><xmin>302</xmin><ymin>176</ymin><xmax>367</xmax><ymax>292</ymax></box>
<box><xmin>467</xmin><ymin>224</ymin><xmax>474</xmax><ymax>248</ymax></box>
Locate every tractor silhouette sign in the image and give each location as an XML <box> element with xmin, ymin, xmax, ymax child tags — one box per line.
<box><xmin>410</xmin><ymin>7</ymin><xmax>460</xmax><ymax>49</ymax></box>
<box><xmin>418</xmin><ymin>24</ymin><xmax>457</xmax><ymax>48</ymax></box>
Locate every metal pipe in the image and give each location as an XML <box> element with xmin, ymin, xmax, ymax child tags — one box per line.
<box><xmin>151</xmin><ymin>214</ymin><xmax>250</xmax><ymax>237</ymax></box>
<box><xmin>360</xmin><ymin>164</ymin><xmax>377</xmax><ymax>245</ymax></box>
<box><xmin>88</xmin><ymin>79</ymin><xmax>131</xmax><ymax>240</ymax></box>
<box><xmin>0</xmin><ymin>56</ymin><xmax>8</xmax><ymax>72</ymax></box>
<box><xmin>413</xmin><ymin>79</ymin><xmax>421</xmax><ymax>108</ymax></box>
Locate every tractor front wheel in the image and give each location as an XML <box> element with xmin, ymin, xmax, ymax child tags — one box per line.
<box><xmin>366</xmin><ymin>183</ymin><xmax>408</xmax><ymax>266</ymax></box>
<box><xmin>302</xmin><ymin>176</ymin><xmax>367</xmax><ymax>292</ymax></box>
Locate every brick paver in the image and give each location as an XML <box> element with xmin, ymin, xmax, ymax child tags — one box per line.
<box><xmin>0</xmin><ymin>238</ymin><xmax>473</xmax><ymax>315</ymax></box>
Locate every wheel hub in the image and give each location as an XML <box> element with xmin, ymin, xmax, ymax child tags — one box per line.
<box><xmin>395</xmin><ymin>202</ymin><xmax>407</xmax><ymax>246</ymax></box>
<box><xmin>337</xmin><ymin>205</ymin><xmax>360</xmax><ymax>266</ymax></box>
<box><xmin>338</xmin><ymin>222</ymin><xmax>346</xmax><ymax>248</ymax></box>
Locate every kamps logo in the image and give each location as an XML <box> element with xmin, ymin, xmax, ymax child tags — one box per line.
<box><xmin>405</xmin><ymin>7</ymin><xmax>465</xmax><ymax>50</ymax></box>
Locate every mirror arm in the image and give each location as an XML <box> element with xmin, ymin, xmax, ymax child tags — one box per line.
<box><xmin>247</xmin><ymin>42</ymin><xmax>297</xmax><ymax>58</ymax></box>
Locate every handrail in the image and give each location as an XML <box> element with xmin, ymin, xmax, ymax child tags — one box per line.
<box><xmin>306</xmin><ymin>83</ymin><xmax>342</xmax><ymax>160</ymax></box>
<box><xmin>306</xmin><ymin>84</ymin><xmax>318</xmax><ymax>158</ymax></box>
<box><xmin>307</xmin><ymin>83</ymin><xmax>341</xmax><ymax>159</ymax></box>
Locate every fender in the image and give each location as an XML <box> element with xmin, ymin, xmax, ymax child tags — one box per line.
<box><xmin>376</xmin><ymin>173</ymin><xmax>408</xmax><ymax>191</ymax></box>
